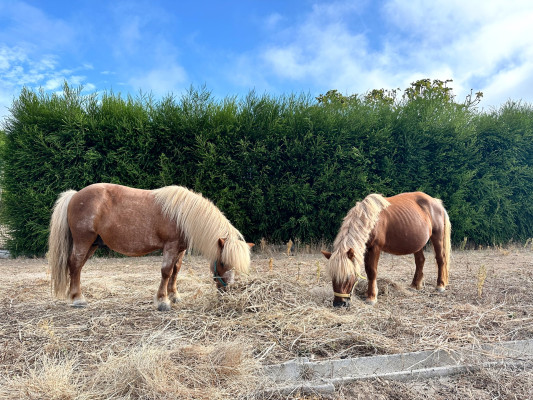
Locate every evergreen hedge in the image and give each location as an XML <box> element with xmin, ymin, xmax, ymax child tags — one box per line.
<box><xmin>1</xmin><ymin>83</ymin><xmax>532</xmax><ymax>256</ymax></box>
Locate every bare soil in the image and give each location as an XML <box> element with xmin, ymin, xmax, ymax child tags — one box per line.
<box><xmin>0</xmin><ymin>247</ymin><xmax>532</xmax><ymax>399</ymax></box>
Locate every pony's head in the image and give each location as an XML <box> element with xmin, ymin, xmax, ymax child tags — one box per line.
<box><xmin>212</xmin><ymin>238</ymin><xmax>254</xmax><ymax>290</ymax></box>
<box><xmin>321</xmin><ymin>248</ymin><xmax>359</xmax><ymax>307</ymax></box>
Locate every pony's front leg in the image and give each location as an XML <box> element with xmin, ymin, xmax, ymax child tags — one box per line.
<box><xmin>364</xmin><ymin>247</ymin><xmax>380</xmax><ymax>305</ymax></box>
<box><xmin>167</xmin><ymin>250</ymin><xmax>185</xmax><ymax>303</ymax></box>
<box><xmin>156</xmin><ymin>248</ymin><xmax>182</xmax><ymax>311</ymax></box>
<box><xmin>410</xmin><ymin>249</ymin><xmax>425</xmax><ymax>290</ymax></box>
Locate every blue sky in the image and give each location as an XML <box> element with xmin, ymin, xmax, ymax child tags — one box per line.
<box><xmin>1</xmin><ymin>0</ymin><xmax>533</xmax><ymax>123</ymax></box>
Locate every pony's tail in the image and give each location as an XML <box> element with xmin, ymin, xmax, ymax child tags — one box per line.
<box><xmin>48</xmin><ymin>190</ymin><xmax>77</xmax><ymax>299</ymax></box>
<box><xmin>442</xmin><ymin>209</ymin><xmax>451</xmax><ymax>286</ymax></box>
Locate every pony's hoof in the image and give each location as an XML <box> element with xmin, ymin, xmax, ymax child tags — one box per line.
<box><xmin>436</xmin><ymin>286</ymin><xmax>446</xmax><ymax>293</ymax></box>
<box><xmin>157</xmin><ymin>301</ymin><xmax>171</xmax><ymax>311</ymax></box>
<box><xmin>365</xmin><ymin>298</ymin><xmax>377</xmax><ymax>306</ymax></box>
<box><xmin>169</xmin><ymin>294</ymin><xmax>181</xmax><ymax>304</ymax></box>
<box><xmin>70</xmin><ymin>299</ymin><xmax>87</xmax><ymax>308</ymax></box>
<box><xmin>409</xmin><ymin>284</ymin><xmax>422</xmax><ymax>291</ymax></box>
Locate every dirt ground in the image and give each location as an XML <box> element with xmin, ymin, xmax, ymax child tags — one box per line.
<box><xmin>0</xmin><ymin>247</ymin><xmax>532</xmax><ymax>399</ymax></box>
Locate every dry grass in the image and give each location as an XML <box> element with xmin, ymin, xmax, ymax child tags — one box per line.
<box><xmin>0</xmin><ymin>247</ymin><xmax>532</xmax><ymax>399</ymax></box>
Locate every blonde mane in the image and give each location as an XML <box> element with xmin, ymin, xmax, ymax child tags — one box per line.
<box><xmin>152</xmin><ymin>186</ymin><xmax>250</xmax><ymax>275</ymax></box>
<box><xmin>329</xmin><ymin>193</ymin><xmax>390</xmax><ymax>283</ymax></box>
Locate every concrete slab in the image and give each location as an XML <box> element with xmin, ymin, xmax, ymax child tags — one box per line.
<box><xmin>262</xmin><ymin>339</ymin><xmax>533</xmax><ymax>394</ymax></box>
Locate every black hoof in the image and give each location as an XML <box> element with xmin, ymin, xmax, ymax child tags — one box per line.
<box><xmin>333</xmin><ymin>300</ymin><xmax>350</xmax><ymax>308</ymax></box>
<box><xmin>157</xmin><ymin>301</ymin><xmax>171</xmax><ymax>311</ymax></box>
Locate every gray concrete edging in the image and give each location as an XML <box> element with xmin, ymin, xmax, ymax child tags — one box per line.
<box><xmin>262</xmin><ymin>339</ymin><xmax>533</xmax><ymax>395</ymax></box>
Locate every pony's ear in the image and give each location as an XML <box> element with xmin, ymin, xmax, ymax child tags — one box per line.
<box><xmin>218</xmin><ymin>238</ymin><xmax>226</xmax><ymax>249</ymax></box>
<box><xmin>321</xmin><ymin>250</ymin><xmax>332</xmax><ymax>259</ymax></box>
<box><xmin>247</xmin><ymin>243</ymin><xmax>255</xmax><ymax>248</ymax></box>
<box><xmin>346</xmin><ymin>248</ymin><xmax>355</xmax><ymax>261</ymax></box>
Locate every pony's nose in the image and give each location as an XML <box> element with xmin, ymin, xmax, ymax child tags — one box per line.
<box><xmin>222</xmin><ymin>270</ymin><xmax>235</xmax><ymax>285</ymax></box>
<box><xmin>333</xmin><ymin>299</ymin><xmax>350</xmax><ymax>308</ymax></box>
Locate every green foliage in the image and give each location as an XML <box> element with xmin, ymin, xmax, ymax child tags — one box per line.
<box><xmin>0</xmin><ymin>81</ymin><xmax>531</xmax><ymax>255</ymax></box>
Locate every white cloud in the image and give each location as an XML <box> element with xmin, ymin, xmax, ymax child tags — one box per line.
<box><xmin>265</xmin><ymin>13</ymin><xmax>283</xmax><ymax>30</ymax></box>
<box><xmin>261</xmin><ymin>10</ymin><xmax>371</xmax><ymax>89</ymax></box>
<box><xmin>481</xmin><ymin>61</ymin><xmax>533</xmax><ymax>107</ymax></box>
<box><xmin>44</xmin><ymin>78</ymin><xmax>62</xmax><ymax>90</ymax></box>
<box><xmin>128</xmin><ymin>64</ymin><xmax>188</xmax><ymax>97</ymax></box>
<box><xmin>248</xmin><ymin>0</ymin><xmax>533</xmax><ymax>106</ymax></box>
<box><xmin>384</xmin><ymin>0</ymin><xmax>533</xmax><ymax>106</ymax></box>
<box><xmin>0</xmin><ymin>2</ymin><xmax>98</xmax><ymax>124</ymax></box>
<box><xmin>0</xmin><ymin>44</ymin><xmax>96</xmax><ymax>125</ymax></box>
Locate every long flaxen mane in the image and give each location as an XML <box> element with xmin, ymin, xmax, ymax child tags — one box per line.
<box><xmin>329</xmin><ymin>193</ymin><xmax>390</xmax><ymax>283</ymax></box>
<box><xmin>153</xmin><ymin>186</ymin><xmax>250</xmax><ymax>275</ymax></box>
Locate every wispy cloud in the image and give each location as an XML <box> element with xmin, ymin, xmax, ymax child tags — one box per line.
<box><xmin>0</xmin><ymin>2</ymin><xmax>76</xmax><ymax>51</ymax></box>
<box><xmin>128</xmin><ymin>64</ymin><xmax>188</xmax><ymax>97</ymax></box>
<box><xmin>106</xmin><ymin>2</ymin><xmax>189</xmax><ymax>96</ymax></box>
<box><xmin>0</xmin><ymin>2</ymin><xmax>96</xmax><ymax>123</ymax></box>
<box><xmin>0</xmin><ymin>44</ymin><xmax>95</xmax><ymax>121</ymax></box>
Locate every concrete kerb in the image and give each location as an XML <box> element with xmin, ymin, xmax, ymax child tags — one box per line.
<box><xmin>262</xmin><ymin>339</ymin><xmax>533</xmax><ymax>396</ymax></box>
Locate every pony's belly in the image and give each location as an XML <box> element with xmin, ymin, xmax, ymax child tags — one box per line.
<box><xmin>100</xmin><ymin>231</ymin><xmax>164</xmax><ymax>257</ymax></box>
<box><xmin>380</xmin><ymin>230</ymin><xmax>430</xmax><ymax>255</ymax></box>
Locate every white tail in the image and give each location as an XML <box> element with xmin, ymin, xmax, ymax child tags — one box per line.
<box><xmin>48</xmin><ymin>190</ymin><xmax>76</xmax><ymax>298</ymax></box>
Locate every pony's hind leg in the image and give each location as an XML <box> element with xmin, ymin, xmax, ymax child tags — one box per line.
<box><xmin>410</xmin><ymin>249</ymin><xmax>425</xmax><ymax>290</ymax></box>
<box><xmin>431</xmin><ymin>236</ymin><xmax>447</xmax><ymax>292</ymax></box>
<box><xmin>167</xmin><ymin>250</ymin><xmax>185</xmax><ymax>303</ymax></box>
<box><xmin>68</xmin><ymin>242</ymin><xmax>97</xmax><ymax>307</ymax></box>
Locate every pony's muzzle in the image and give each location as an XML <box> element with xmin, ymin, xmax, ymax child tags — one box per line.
<box><xmin>333</xmin><ymin>298</ymin><xmax>350</xmax><ymax>308</ymax></box>
<box><xmin>223</xmin><ymin>270</ymin><xmax>235</xmax><ymax>285</ymax></box>
<box><xmin>215</xmin><ymin>270</ymin><xmax>235</xmax><ymax>291</ymax></box>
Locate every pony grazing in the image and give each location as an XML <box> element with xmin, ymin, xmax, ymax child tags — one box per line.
<box><xmin>322</xmin><ymin>192</ymin><xmax>451</xmax><ymax>307</ymax></box>
<box><xmin>48</xmin><ymin>183</ymin><xmax>253</xmax><ymax>311</ymax></box>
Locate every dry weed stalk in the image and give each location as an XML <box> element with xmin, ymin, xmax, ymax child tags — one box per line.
<box><xmin>496</xmin><ymin>245</ymin><xmax>510</xmax><ymax>256</ymax></box>
<box><xmin>477</xmin><ymin>264</ymin><xmax>487</xmax><ymax>297</ymax></box>
<box><xmin>460</xmin><ymin>237</ymin><xmax>468</xmax><ymax>251</ymax></box>
<box><xmin>286</xmin><ymin>239</ymin><xmax>293</xmax><ymax>256</ymax></box>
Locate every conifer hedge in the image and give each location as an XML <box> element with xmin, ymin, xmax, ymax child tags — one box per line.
<box><xmin>1</xmin><ymin>83</ymin><xmax>532</xmax><ymax>256</ymax></box>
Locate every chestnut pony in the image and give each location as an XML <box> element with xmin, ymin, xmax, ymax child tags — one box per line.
<box><xmin>48</xmin><ymin>183</ymin><xmax>253</xmax><ymax>311</ymax></box>
<box><xmin>322</xmin><ymin>192</ymin><xmax>451</xmax><ymax>307</ymax></box>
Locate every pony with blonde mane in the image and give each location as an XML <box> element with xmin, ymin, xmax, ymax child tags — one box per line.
<box><xmin>48</xmin><ymin>183</ymin><xmax>253</xmax><ymax>311</ymax></box>
<box><xmin>322</xmin><ymin>191</ymin><xmax>451</xmax><ymax>306</ymax></box>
